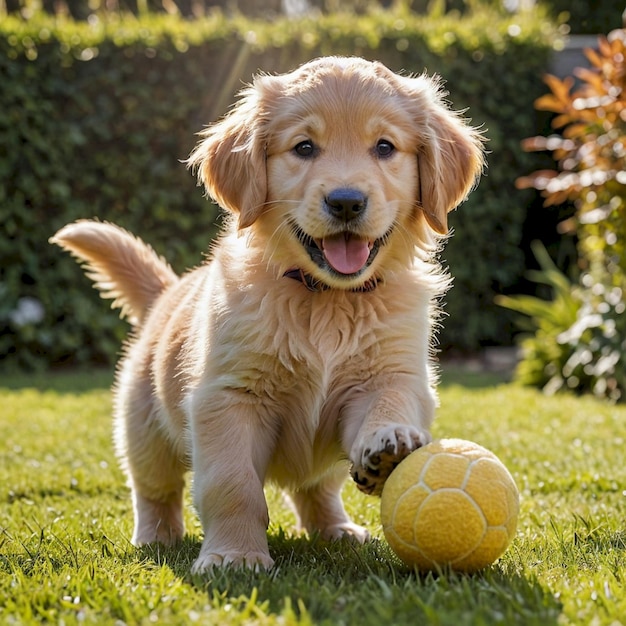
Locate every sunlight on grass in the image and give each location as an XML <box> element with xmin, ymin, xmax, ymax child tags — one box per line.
<box><xmin>1</xmin><ymin>368</ymin><xmax>625</xmax><ymax>624</ymax></box>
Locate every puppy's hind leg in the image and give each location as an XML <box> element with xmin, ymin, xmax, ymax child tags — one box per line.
<box><xmin>115</xmin><ymin>378</ymin><xmax>187</xmax><ymax>547</ymax></box>
<box><xmin>288</xmin><ymin>466</ymin><xmax>370</xmax><ymax>543</ymax></box>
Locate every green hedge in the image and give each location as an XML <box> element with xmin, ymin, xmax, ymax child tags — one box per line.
<box><xmin>0</xmin><ymin>8</ymin><xmax>559</xmax><ymax>369</ymax></box>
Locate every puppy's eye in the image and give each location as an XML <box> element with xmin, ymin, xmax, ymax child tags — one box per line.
<box><xmin>374</xmin><ymin>139</ymin><xmax>395</xmax><ymax>159</ymax></box>
<box><xmin>293</xmin><ymin>140</ymin><xmax>317</xmax><ymax>158</ymax></box>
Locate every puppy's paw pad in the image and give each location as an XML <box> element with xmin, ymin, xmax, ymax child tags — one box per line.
<box><xmin>351</xmin><ymin>425</ymin><xmax>430</xmax><ymax>496</ymax></box>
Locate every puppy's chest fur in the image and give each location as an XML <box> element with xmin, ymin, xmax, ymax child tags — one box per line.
<box><xmin>266</xmin><ymin>287</ymin><xmax>387</xmax><ymax>373</ymax></box>
<box><xmin>197</xmin><ymin>276</ymin><xmax>426</xmax><ymax>484</ymax></box>
<box><xmin>225</xmin><ymin>286</ymin><xmax>392</xmax><ymax>484</ymax></box>
<box><xmin>209</xmin><ymin>281</ymin><xmax>386</xmax><ymax>402</ymax></box>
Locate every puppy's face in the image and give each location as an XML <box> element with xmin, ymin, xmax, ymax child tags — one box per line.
<box><xmin>189</xmin><ymin>57</ymin><xmax>485</xmax><ymax>289</ymax></box>
<box><xmin>261</xmin><ymin>71</ymin><xmax>420</xmax><ymax>288</ymax></box>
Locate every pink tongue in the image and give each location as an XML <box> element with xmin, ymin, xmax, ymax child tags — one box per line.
<box><xmin>322</xmin><ymin>233</ymin><xmax>371</xmax><ymax>275</ymax></box>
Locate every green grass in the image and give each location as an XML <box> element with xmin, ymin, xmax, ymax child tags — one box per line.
<box><xmin>1</xmin><ymin>366</ymin><xmax>626</xmax><ymax>625</ymax></box>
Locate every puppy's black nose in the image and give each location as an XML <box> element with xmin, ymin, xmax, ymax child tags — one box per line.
<box><xmin>324</xmin><ymin>188</ymin><xmax>367</xmax><ymax>222</ymax></box>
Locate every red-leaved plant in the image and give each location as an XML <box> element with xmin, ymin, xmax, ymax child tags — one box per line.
<box><xmin>500</xmin><ymin>27</ymin><xmax>626</xmax><ymax>402</ymax></box>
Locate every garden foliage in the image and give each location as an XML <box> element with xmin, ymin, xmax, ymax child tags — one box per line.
<box><xmin>505</xmin><ymin>28</ymin><xmax>626</xmax><ymax>402</ymax></box>
<box><xmin>0</xmin><ymin>7</ymin><xmax>558</xmax><ymax>369</ymax></box>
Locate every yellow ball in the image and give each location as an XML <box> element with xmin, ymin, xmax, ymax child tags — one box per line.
<box><xmin>380</xmin><ymin>439</ymin><xmax>519</xmax><ymax>572</ymax></box>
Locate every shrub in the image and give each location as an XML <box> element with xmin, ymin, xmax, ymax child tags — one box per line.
<box><xmin>498</xmin><ymin>242</ymin><xmax>625</xmax><ymax>402</ymax></box>
<box><xmin>507</xmin><ymin>28</ymin><xmax>626</xmax><ymax>402</ymax></box>
<box><xmin>0</xmin><ymin>7</ymin><xmax>559</xmax><ymax>370</ymax></box>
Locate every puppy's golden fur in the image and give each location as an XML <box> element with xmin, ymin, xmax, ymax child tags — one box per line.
<box><xmin>51</xmin><ymin>56</ymin><xmax>484</xmax><ymax>573</ymax></box>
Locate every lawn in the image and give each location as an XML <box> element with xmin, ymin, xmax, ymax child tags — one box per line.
<box><xmin>1</xmin><ymin>366</ymin><xmax>625</xmax><ymax>625</ymax></box>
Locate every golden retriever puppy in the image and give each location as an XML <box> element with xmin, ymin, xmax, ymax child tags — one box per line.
<box><xmin>51</xmin><ymin>56</ymin><xmax>484</xmax><ymax>573</ymax></box>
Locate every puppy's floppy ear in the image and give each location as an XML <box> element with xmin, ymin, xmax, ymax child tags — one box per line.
<box><xmin>187</xmin><ymin>79</ymin><xmax>270</xmax><ymax>230</ymax></box>
<box><xmin>406</xmin><ymin>76</ymin><xmax>486</xmax><ymax>235</ymax></box>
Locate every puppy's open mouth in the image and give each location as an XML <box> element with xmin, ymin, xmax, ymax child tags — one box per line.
<box><xmin>291</xmin><ymin>223</ymin><xmax>387</xmax><ymax>277</ymax></box>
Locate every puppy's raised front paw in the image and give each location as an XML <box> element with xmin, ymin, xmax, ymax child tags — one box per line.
<box><xmin>350</xmin><ymin>425</ymin><xmax>430</xmax><ymax>496</ymax></box>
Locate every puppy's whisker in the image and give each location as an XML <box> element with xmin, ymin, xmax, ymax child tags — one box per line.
<box><xmin>257</xmin><ymin>200</ymin><xmax>301</xmax><ymax>211</ymax></box>
<box><xmin>262</xmin><ymin>218</ymin><xmax>294</xmax><ymax>271</ymax></box>
<box><xmin>246</xmin><ymin>200</ymin><xmax>301</xmax><ymax>222</ymax></box>
<box><xmin>267</xmin><ymin>220</ymin><xmax>291</xmax><ymax>250</ymax></box>
<box><xmin>394</xmin><ymin>214</ymin><xmax>416</xmax><ymax>245</ymax></box>
<box><xmin>396</xmin><ymin>215</ymin><xmax>439</xmax><ymax>263</ymax></box>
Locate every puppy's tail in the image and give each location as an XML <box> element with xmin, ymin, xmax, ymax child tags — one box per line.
<box><xmin>50</xmin><ymin>220</ymin><xmax>178</xmax><ymax>326</ymax></box>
